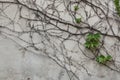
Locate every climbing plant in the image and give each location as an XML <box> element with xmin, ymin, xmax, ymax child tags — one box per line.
<box><xmin>114</xmin><ymin>0</ymin><xmax>120</xmax><ymax>16</ymax></box>
<box><xmin>84</xmin><ymin>33</ymin><xmax>101</xmax><ymax>50</ymax></box>
<box><xmin>74</xmin><ymin>5</ymin><xmax>79</xmax><ymax>11</ymax></box>
<box><xmin>75</xmin><ymin>18</ymin><xmax>81</xmax><ymax>24</ymax></box>
<box><xmin>96</xmin><ymin>55</ymin><xmax>112</xmax><ymax>64</ymax></box>
<box><xmin>0</xmin><ymin>0</ymin><xmax>119</xmax><ymax>80</ymax></box>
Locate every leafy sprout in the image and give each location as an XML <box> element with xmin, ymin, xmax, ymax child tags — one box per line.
<box><xmin>74</xmin><ymin>5</ymin><xmax>79</xmax><ymax>11</ymax></box>
<box><xmin>75</xmin><ymin>18</ymin><xmax>81</xmax><ymax>24</ymax></box>
<box><xmin>96</xmin><ymin>55</ymin><xmax>112</xmax><ymax>64</ymax></box>
<box><xmin>114</xmin><ymin>0</ymin><xmax>120</xmax><ymax>16</ymax></box>
<box><xmin>84</xmin><ymin>33</ymin><xmax>101</xmax><ymax>50</ymax></box>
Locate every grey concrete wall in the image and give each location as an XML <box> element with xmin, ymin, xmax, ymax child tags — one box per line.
<box><xmin>0</xmin><ymin>0</ymin><xmax>120</xmax><ymax>80</ymax></box>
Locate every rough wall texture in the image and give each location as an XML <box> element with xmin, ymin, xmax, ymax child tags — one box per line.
<box><xmin>0</xmin><ymin>38</ymin><xmax>69</xmax><ymax>80</ymax></box>
<box><xmin>0</xmin><ymin>0</ymin><xmax>120</xmax><ymax>80</ymax></box>
<box><xmin>0</xmin><ymin>37</ymin><xmax>120</xmax><ymax>80</ymax></box>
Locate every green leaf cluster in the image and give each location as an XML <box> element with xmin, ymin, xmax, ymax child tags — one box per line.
<box><xmin>75</xmin><ymin>18</ymin><xmax>81</xmax><ymax>24</ymax></box>
<box><xmin>74</xmin><ymin>5</ymin><xmax>79</xmax><ymax>11</ymax></box>
<box><xmin>114</xmin><ymin>0</ymin><xmax>120</xmax><ymax>16</ymax></box>
<box><xmin>85</xmin><ymin>33</ymin><xmax>101</xmax><ymax>49</ymax></box>
<box><xmin>96</xmin><ymin>55</ymin><xmax>112</xmax><ymax>64</ymax></box>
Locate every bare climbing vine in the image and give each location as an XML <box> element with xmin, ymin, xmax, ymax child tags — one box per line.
<box><xmin>0</xmin><ymin>0</ymin><xmax>120</xmax><ymax>80</ymax></box>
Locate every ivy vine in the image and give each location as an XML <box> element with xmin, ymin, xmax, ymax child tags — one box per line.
<box><xmin>84</xmin><ymin>33</ymin><xmax>101</xmax><ymax>50</ymax></box>
<box><xmin>96</xmin><ymin>55</ymin><xmax>112</xmax><ymax>64</ymax></box>
<box><xmin>114</xmin><ymin>0</ymin><xmax>120</xmax><ymax>16</ymax></box>
<box><xmin>74</xmin><ymin>5</ymin><xmax>79</xmax><ymax>11</ymax></box>
<box><xmin>84</xmin><ymin>33</ymin><xmax>113</xmax><ymax>64</ymax></box>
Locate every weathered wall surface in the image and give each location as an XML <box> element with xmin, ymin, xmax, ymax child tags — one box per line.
<box><xmin>0</xmin><ymin>38</ymin><xmax>69</xmax><ymax>80</ymax></box>
<box><xmin>0</xmin><ymin>37</ymin><xmax>120</xmax><ymax>80</ymax></box>
<box><xmin>0</xmin><ymin>0</ymin><xmax>120</xmax><ymax>80</ymax></box>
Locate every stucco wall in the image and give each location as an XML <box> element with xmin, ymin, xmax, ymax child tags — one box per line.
<box><xmin>0</xmin><ymin>0</ymin><xmax>120</xmax><ymax>80</ymax></box>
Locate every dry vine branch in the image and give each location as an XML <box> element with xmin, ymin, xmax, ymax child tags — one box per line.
<box><xmin>0</xmin><ymin>0</ymin><xmax>120</xmax><ymax>80</ymax></box>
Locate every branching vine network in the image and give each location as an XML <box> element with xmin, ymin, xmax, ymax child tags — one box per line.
<box><xmin>0</xmin><ymin>0</ymin><xmax>120</xmax><ymax>80</ymax></box>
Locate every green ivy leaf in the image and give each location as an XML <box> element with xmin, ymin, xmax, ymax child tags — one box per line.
<box><xmin>85</xmin><ymin>41</ymin><xmax>91</xmax><ymax>48</ymax></box>
<box><xmin>86</xmin><ymin>33</ymin><xmax>94</xmax><ymax>41</ymax></box>
<box><xmin>106</xmin><ymin>55</ymin><xmax>112</xmax><ymax>61</ymax></box>
<box><xmin>75</xmin><ymin>18</ymin><xmax>81</xmax><ymax>24</ymax></box>
<box><xmin>96</xmin><ymin>55</ymin><xmax>112</xmax><ymax>64</ymax></box>
<box><xmin>114</xmin><ymin>0</ymin><xmax>120</xmax><ymax>16</ymax></box>
<box><xmin>74</xmin><ymin>5</ymin><xmax>79</xmax><ymax>11</ymax></box>
<box><xmin>85</xmin><ymin>33</ymin><xmax>101</xmax><ymax>50</ymax></box>
<box><xmin>94</xmin><ymin>33</ymin><xmax>101</xmax><ymax>40</ymax></box>
<box><xmin>96</xmin><ymin>55</ymin><xmax>106</xmax><ymax>64</ymax></box>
